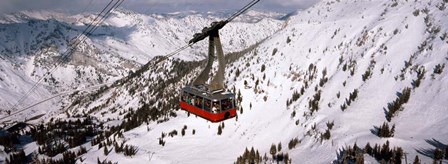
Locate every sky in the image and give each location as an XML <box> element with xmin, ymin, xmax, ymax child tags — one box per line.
<box><xmin>0</xmin><ymin>0</ymin><xmax>320</xmax><ymax>15</ymax></box>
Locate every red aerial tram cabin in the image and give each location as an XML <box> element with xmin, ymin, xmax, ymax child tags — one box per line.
<box><xmin>180</xmin><ymin>86</ymin><xmax>236</xmax><ymax>122</ymax></box>
<box><xmin>178</xmin><ymin>0</ymin><xmax>259</xmax><ymax>122</ymax></box>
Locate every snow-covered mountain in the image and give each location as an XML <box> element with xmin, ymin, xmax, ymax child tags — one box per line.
<box><xmin>0</xmin><ymin>9</ymin><xmax>283</xmax><ymax>122</ymax></box>
<box><xmin>1</xmin><ymin>0</ymin><xmax>448</xmax><ymax>163</ymax></box>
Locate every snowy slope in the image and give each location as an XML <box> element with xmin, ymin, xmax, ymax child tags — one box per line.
<box><xmin>69</xmin><ymin>0</ymin><xmax>448</xmax><ymax>163</ymax></box>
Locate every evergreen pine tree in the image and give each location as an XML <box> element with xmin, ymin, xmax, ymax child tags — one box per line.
<box><xmin>365</xmin><ymin>143</ymin><xmax>373</xmax><ymax>155</ymax></box>
<box><xmin>323</xmin><ymin>129</ymin><xmax>331</xmax><ymax>140</ymax></box>
<box><xmin>381</xmin><ymin>141</ymin><xmax>391</xmax><ymax>161</ymax></box>
<box><xmin>413</xmin><ymin>155</ymin><xmax>421</xmax><ymax>164</ymax></box>
<box><xmin>255</xmin><ymin>150</ymin><xmax>260</xmax><ymax>163</ymax></box>
<box><xmin>390</xmin><ymin>124</ymin><xmax>395</xmax><ymax>137</ymax></box>
<box><xmin>445</xmin><ymin>146</ymin><xmax>448</xmax><ymax>160</ymax></box>
<box><xmin>355</xmin><ymin>152</ymin><xmax>364</xmax><ymax>164</ymax></box>
<box><xmin>249</xmin><ymin>147</ymin><xmax>256</xmax><ymax>163</ymax></box>
<box><xmin>217</xmin><ymin>125</ymin><xmax>222</xmax><ymax>135</ymax></box>
<box><xmin>353</xmin><ymin>142</ymin><xmax>358</xmax><ymax>151</ymax></box>
<box><xmin>243</xmin><ymin>147</ymin><xmax>249</xmax><ymax>162</ymax></box>
<box><xmin>103</xmin><ymin>145</ymin><xmax>108</xmax><ymax>155</ymax></box>
<box><xmin>379</xmin><ymin>122</ymin><xmax>389</xmax><ymax>137</ymax></box>
<box><xmin>237</xmin><ymin>89</ymin><xmax>242</xmax><ymax>102</ymax></box>
<box><xmin>434</xmin><ymin>148</ymin><xmax>443</xmax><ymax>161</ymax></box>
<box><xmin>270</xmin><ymin>144</ymin><xmax>277</xmax><ymax>159</ymax></box>
<box><xmin>373</xmin><ymin>144</ymin><xmax>379</xmax><ymax>159</ymax></box>
<box><xmin>394</xmin><ymin>147</ymin><xmax>403</xmax><ymax>164</ymax></box>
<box><xmin>284</xmin><ymin>153</ymin><xmax>290</xmax><ymax>164</ymax></box>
